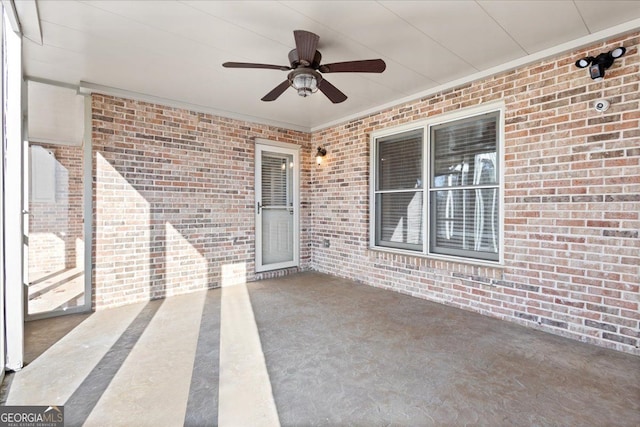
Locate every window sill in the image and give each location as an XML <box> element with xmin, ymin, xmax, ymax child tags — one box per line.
<box><xmin>368</xmin><ymin>245</ymin><xmax>504</xmax><ymax>269</ymax></box>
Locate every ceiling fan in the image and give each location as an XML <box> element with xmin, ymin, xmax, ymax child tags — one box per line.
<box><xmin>222</xmin><ymin>30</ymin><xmax>386</xmax><ymax>104</ymax></box>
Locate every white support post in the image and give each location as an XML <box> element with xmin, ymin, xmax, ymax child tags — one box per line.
<box><xmin>83</xmin><ymin>93</ymin><xmax>92</xmax><ymax>312</ymax></box>
<box><xmin>0</xmin><ymin>6</ymin><xmax>5</xmax><ymax>381</ymax></box>
<box><xmin>3</xmin><ymin>10</ymin><xmax>23</xmax><ymax>371</ymax></box>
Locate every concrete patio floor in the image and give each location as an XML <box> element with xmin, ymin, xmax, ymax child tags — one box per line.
<box><xmin>27</xmin><ymin>267</ymin><xmax>85</xmax><ymax>316</ymax></box>
<box><xmin>1</xmin><ymin>272</ymin><xmax>638</xmax><ymax>426</ymax></box>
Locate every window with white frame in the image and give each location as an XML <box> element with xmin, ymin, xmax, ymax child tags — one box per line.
<box><xmin>371</xmin><ymin>108</ymin><xmax>501</xmax><ymax>262</ymax></box>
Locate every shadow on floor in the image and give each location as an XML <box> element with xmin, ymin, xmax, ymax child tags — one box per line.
<box><xmin>24</xmin><ymin>312</ymin><xmax>92</xmax><ymax>365</ymax></box>
<box><xmin>0</xmin><ymin>311</ymin><xmax>92</xmax><ymax>406</ymax></box>
<box><xmin>3</xmin><ymin>272</ymin><xmax>640</xmax><ymax>426</ymax></box>
<box><xmin>64</xmin><ymin>299</ymin><xmax>164</xmax><ymax>426</ymax></box>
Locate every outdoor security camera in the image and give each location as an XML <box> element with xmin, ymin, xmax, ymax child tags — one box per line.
<box><xmin>594</xmin><ymin>99</ymin><xmax>610</xmax><ymax>113</ymax></box>
<box><xmin>575</xmin><ymin>47</ymin><xmax>626</xmax><ymax>80</ymax></box>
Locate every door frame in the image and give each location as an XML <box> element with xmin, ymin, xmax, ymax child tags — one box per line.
<box><xmin>255</xmin><ymin>139</ymin><xmax>300</xmax><ymax>273</ymax></box>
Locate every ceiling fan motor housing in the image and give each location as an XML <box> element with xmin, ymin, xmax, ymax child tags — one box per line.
<box><xmin>288</xmin><ymin>49</ymin><xmax>323</xmax><ymax>69</ymax></box>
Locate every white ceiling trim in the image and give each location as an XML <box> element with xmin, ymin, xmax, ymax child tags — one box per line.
<box><xmin>27</xmin><ymin>76</ymin><xmax>80</xmax><ymax>92</ymax></box>
<box><xmin>311</xmin><ymin>17</ymin><xmax>640</xmax><ymax>133</ymax></box>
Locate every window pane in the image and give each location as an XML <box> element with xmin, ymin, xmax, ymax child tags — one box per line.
<box><xmin>377</xmin><ymin>130</ymin><xmax>422</xmax><ymax>191</ymax></box>
<box><xmin>376</xmin><ymin>192</ymin><xmax>423</xmax><ymax>250</ymax></box>
<box><xmin>430</xmin><ymin>189</ymin><xmax>498</xmax><ymax>259</ymax></box>
<box><xmin>432</xmin><ymin>113</ymin><xmax>498</xmax><ymax>188</ymax></box>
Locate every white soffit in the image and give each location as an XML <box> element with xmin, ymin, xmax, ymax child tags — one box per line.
<box><xmin>575</xmin><ymin>0</ymin><xmax>640</xmax><ymax>32</ymax></box>
<box><xmin>19</xmin><ymin>1</ymin><xmax>640</xmax><ymax>132</ymax></box>
<box><xmin>28</xmin><ymin>80</ymin><xmax>85</xmax><ymax>146</ymax></box>
<box><xmin>311</xmin><ymin>17</ymin><xmax>640</xmax><ymax>132</ymax></box>
<box><xmin>477</xmin><ymin>0</ymin><xmax>588</xmax><ymax>53</ymax></box>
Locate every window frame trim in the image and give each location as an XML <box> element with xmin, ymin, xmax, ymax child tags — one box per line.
<box><xmin>369</xmin><ymin>101</ymin><xmax>505</xmax><ymax>266</ymax></box>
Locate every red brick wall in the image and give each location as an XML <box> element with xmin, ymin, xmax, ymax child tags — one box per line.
<box><xmin>310</xmin><ymin>32</ymin><xmax>640</xmax><ymax>354</ymax></box>
<box><xmin>29</xmin><ymin>143</ymin><xmax>84</xmax><ymax>278</ymax></box>
<box><xmin>91</xmin><ymin>96</ymin><xmax>311</xmax><ymax>308</ymax></box>
<box><xmin>90</xmin><ymin>32</ymin><xmax>638</xmax><ymax>354</ymax></box>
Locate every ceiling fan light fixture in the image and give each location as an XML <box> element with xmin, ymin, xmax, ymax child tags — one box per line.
<box><xmin>291</xmin><ymin>72</ymin><xmax>318</xmax><ymax>97</ymax></box>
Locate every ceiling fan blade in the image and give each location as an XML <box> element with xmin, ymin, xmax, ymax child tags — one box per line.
<box><xmin>317</xmin><ymin>78</ymin><xmax>347</xmax><ymax>104</ymax></box>
<box><xmin>223</xmin><ymin>62</ymin><xmax>291</xmax><ymax>71</ymax></box>
<box><xmin>293</xmin><ymin>30</ymin><xmax>319</xmax><ymax>66</ymax></box>
<box><xmin>261</xmin><ymin>80</ymin><xmax>291</xmax><ymax>102</ymax></box>
<box><xmin>319</xmin><ymin>59</ymin><xmax>386</xmax><ymax>73</ymax></box>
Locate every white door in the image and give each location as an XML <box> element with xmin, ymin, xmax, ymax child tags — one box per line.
<box><xmin>255</xmin><ymin>141</ymin><xmax>299</xmax><ymax>272</ymax></box>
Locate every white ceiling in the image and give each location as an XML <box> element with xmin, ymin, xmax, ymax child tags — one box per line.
<box><xmin>19</xmin><ymin>1</ymin><xmax>640</xmax><ymax>132</ymax></box>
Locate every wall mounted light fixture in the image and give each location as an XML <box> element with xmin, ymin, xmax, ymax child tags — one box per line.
<box><xmin>575</xmin><ymin>47</ymin><xmax>626</xmax><ymax>81</ymax></box>
<box><xmin>316</xmin><ymin>147</ymin><xmax>327</xmax><ymax>165</ymax></box>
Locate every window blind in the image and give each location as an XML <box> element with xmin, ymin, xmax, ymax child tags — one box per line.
<box><xmin>377</xmin><ymin>130</ymin><xmax>422</xmax><ymax>191</ymax></box>
<box><xmin>375</xmin><ymin>129</ymin><xmax>423</xmax><ymax>250</ymax></box>
<box><xmin>261</xmin><ymin>155</ymin><xmax>289</xmax><ymax>207</ymax></box>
